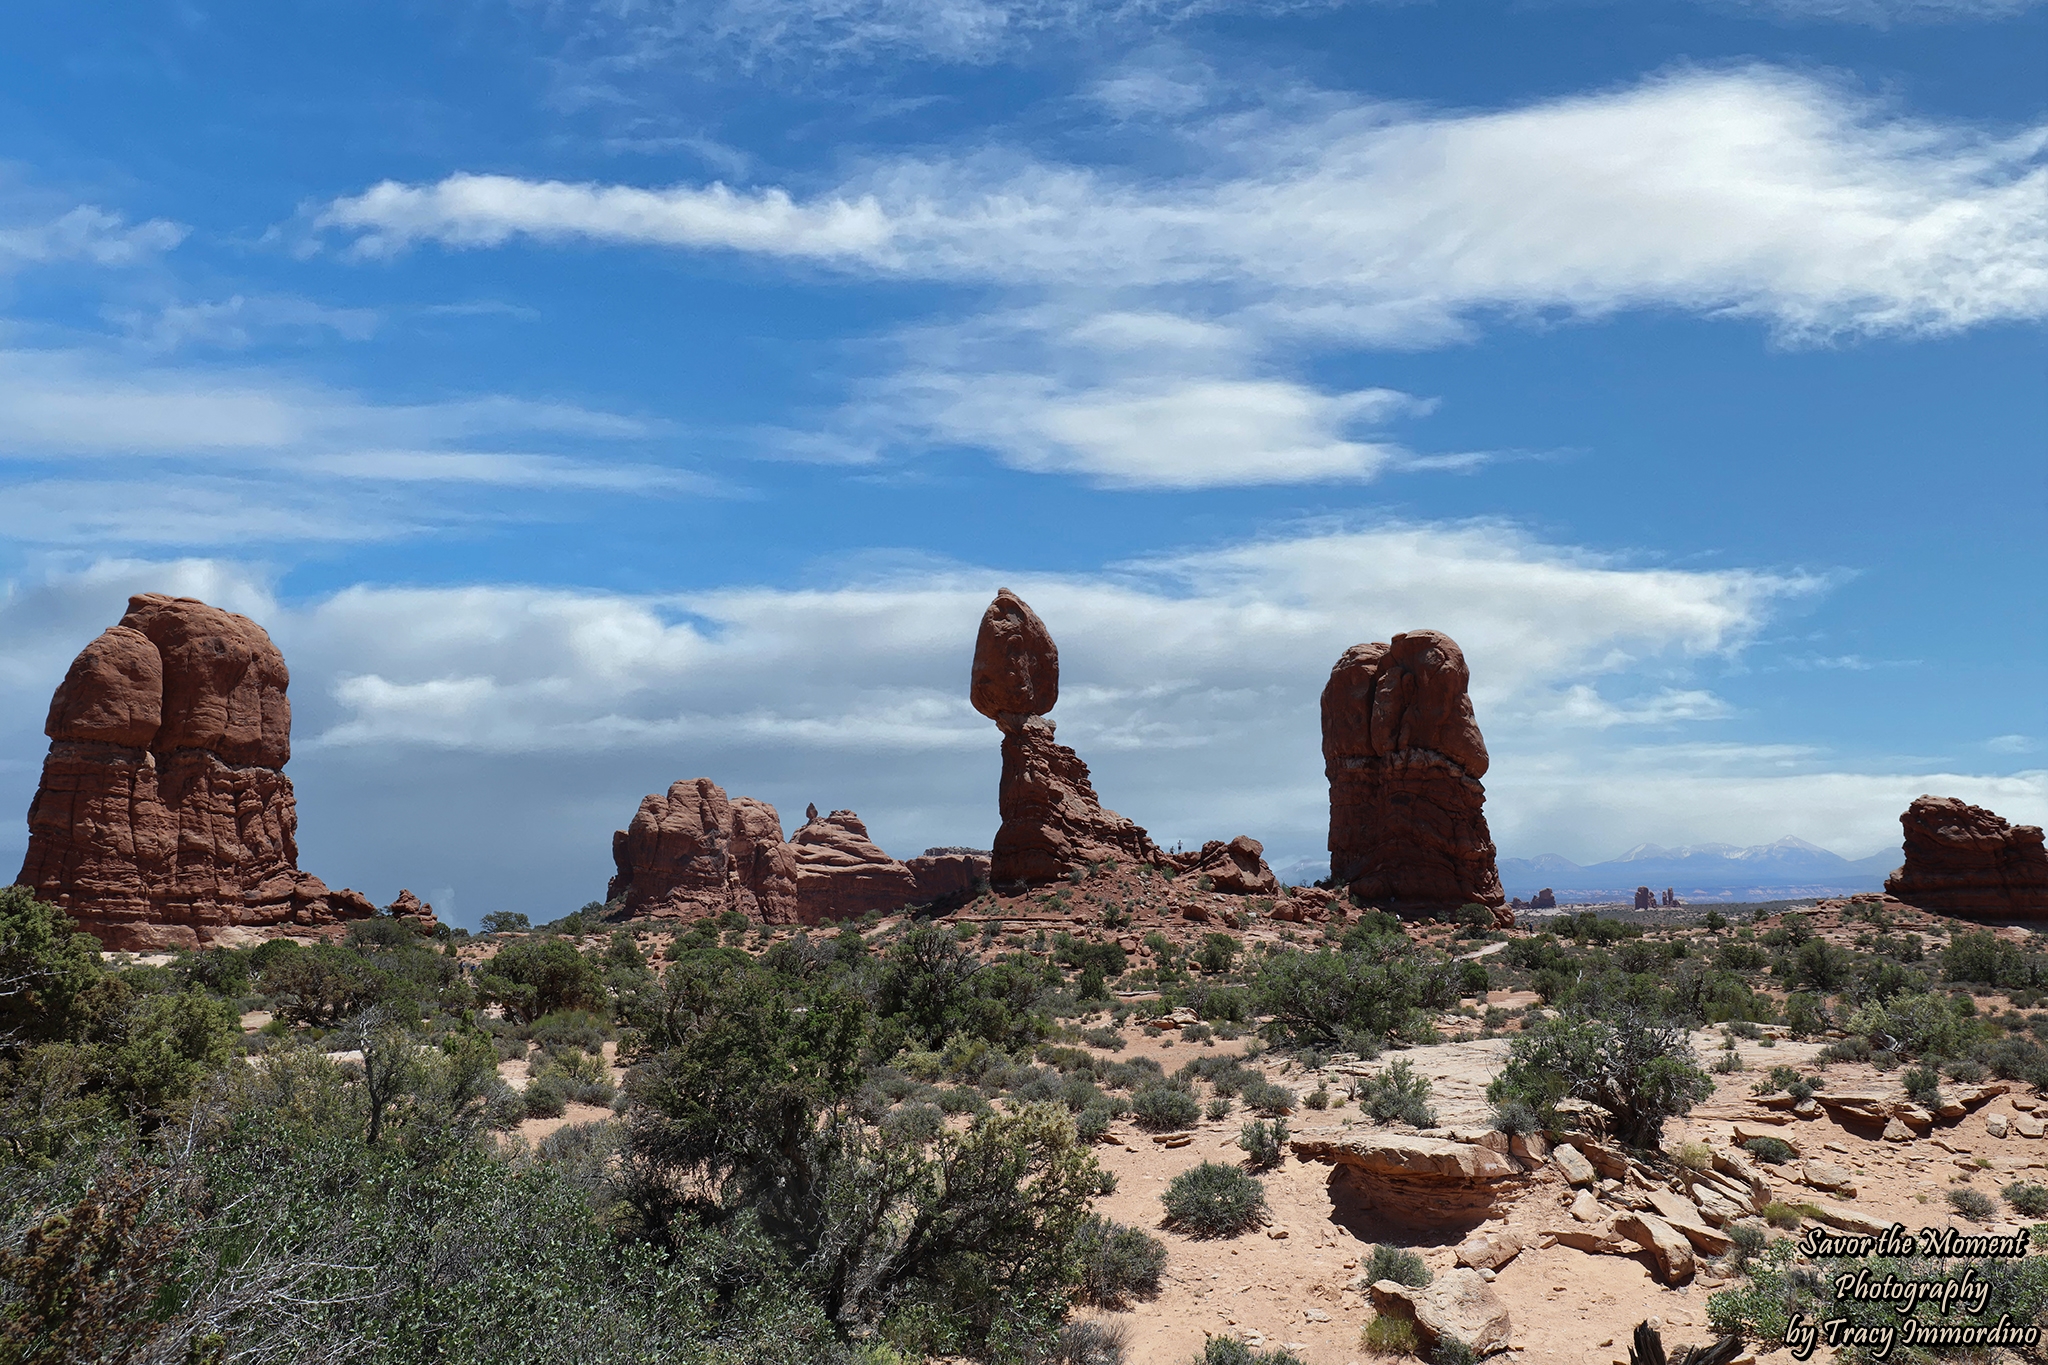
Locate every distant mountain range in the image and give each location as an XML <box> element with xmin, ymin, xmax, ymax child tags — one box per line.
<box><xmin>1497</xmin><ymin>836</ymin><xmax>1899</xmax><ymax>904</ymax></box>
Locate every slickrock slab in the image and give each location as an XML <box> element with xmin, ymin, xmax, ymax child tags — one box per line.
<box><xmin>1552</xmin><ymin>1144</ymin><xmax>1597</xmax><ymax>1186</ymax></box>
<box><xmin>1803</xmin><ymin>1200</ymin><xmax>1889</xmax><ymax>1235</ymax></box>
<box><xmin>1802</xmin><ymin>1159</ymin><xmax>1857</xmax><ymax>1196</ymax></box>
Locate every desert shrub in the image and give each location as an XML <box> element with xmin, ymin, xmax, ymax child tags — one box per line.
<box><xmin>1071</xmin><ymin>1215</ymin><xmax>1167</xmax><ymax>1306</ymax></box>
<box><xmin>1238</xmin><ymin>1118</ymin><xmax>1288</xmax><ymax>1171</ymax></box>
<box><xmin>522</xmin><ymin>1073</ymin><xmax>570</xmax><ymax>1119</ymax></box>
<box><xmin>1711</xmin><ymin>1053</ymin><xmax>1744</xmax><ymax>1073</ymax></box>
<box><xmin>1365</xmin><ymin>1243</ymin><xmax>1432</xmax><ymax>1288</ymax></box>
<box><xmin>1670</xmin><ymin>1140</ymin><xmax>1714</xmax><ymax>1172</ymax></box>
<box><xmin>1488</xmin><ymin>1008</ymin><xmax>1712</xmax><ymax>1149</ymax></box>
<box><xmin>479</xmin><ymin>910</ymin><xmax>530</xmax><ymax>934</ymax></box>
<box><xmin>1487</xmin><ymin>1098</ymin><xmax>1539</xmax><ymax>1136</ymax></box>
<box><xmin>1724</xmin><ymin>1220</ymin><xmax>1767</xmax><ymax>1271</ymax></box>
<box><xmin>1902</xmin><ymin>1063</ymin><xmax>1943</xmax><ymax>1108</ymax></box>
<box><xmin>1042</xmin><ymin>1319</ymin><xmax>1130</xmax><ymax>1365</ymax></box>
<box><xmin>1205</xmin><ymin>1097</ymin><xmax>1232</xmax><ymax>1121</ymax></box>
<box><xmin>1760</xmin><ymin>1201</ymin><xmax>1815</xmax><ymax>1229</ymax></box>
<box><xmin>1251</xmin><ymin>939</ymin><xmax>1457</xmax><ymax>1052</ymax></box>
<box><xmin>1241</xmin><ymin>1080</ymin><xmax>1296</xmax><ymax>1115</ymax></box>
<box><xmin>1130</xmin><ymin>1085</ymin><xmax>1201</xmax><ymax>1131</ymax></box>
<box><xmin>1847</xmin><ymin>991</ymin><xmax>1984</xmax><ymax>1061</ymax></box>
<box><xmin>1303</xmin><ymin>1083</ymin><xmax>1330</xmax><ymax>1110</ymax></box>
<box><xmin>1080</xmin><ymin>1026</ymin><xmax>1126</xmax><ymax>1051</ymax></box>
<box><xmin>1195</xmin><ymin>934</ymin><xmax>1241</xmax><ymax>977</ymax></box>
<box><xmin>1162</xmin><ymin>1162</ymin><xmax>1267</xmax><ymax>1237</ymax></box>
<box><xmin>1431</xmin><ymin>1340</ymin><xmax>1479</xmax><ymax>1365</ymax></box>
<box><xmin>1949</xmin><ymin>1186</ymin><xmax>1997</xmax><ymax>1221</ymax></box>
<box><xmin>1198</xmin><ymin>1338</ymin><xmax>1308</xmax><ymax>1365</ymax></box>
<box><xmin>1742</xmin><ymin>1136</ymin><xmax>1796</xmax><ymax>1165</ymax></box>
<box><xmin>1361</xmin><ymin>1315</ymin><xmax>1420</xmax><ymax>1358</ymax></box>
<box><xmin>1358</xmin><ymin>1058</ymin><xmax>1437</xmax><ymax>1128</ymax></box>
<box><xmin>2005</xmin><ymin>1182</ymin><xmax>2048</xmax><ymax>1218</ymax></box>
<box><xmin>478</xmin><ymin>938</ymin><xmax>605</xmax><ymax>1025</ymax></box>
<box><xmin>528</xmin><ymin>1009</ymin><xmax>608</xmax><ymax>1050</ymax></box>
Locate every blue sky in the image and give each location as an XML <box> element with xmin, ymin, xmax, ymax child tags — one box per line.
<box><xmin>0</xmin><ymin>0</ymin><xmax>2042</xmax><ymax>926</ymax></box>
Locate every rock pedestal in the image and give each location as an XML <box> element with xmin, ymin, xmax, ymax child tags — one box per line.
<box><xmin>16</xmin><ymin>594</ymin><xmax>378</xmax><ymax>950</ymax></box>
<box><xmin>1321</xmin><ymin>631</ymin><xmax>1508</xmax><ymax>923</ymax></box>
<box><xmin>972</xmin><ymin>587</ymin><xmax>1274</xmax><ymax>891</ymax></box>
<box><xmin>1885</xmin><ymin>795</ymin><xmax>2048</xmax><ymax>919</ymax></box>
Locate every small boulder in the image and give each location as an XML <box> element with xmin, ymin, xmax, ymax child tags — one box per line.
<box><xmin>1882</xmin><ymin>1118</ymin><xmax>1916</xmax><ymax>1143</ymax></box>
<box><xmin>1571</xmin><ymin>1189</ymin><xmax>1603</xmax><ymax>1222</ymax></box>
<box><xmin>1454</xmin><ymin>1230</ymin><xmax>1524</xmax><ymax>1272</ymax></box>
<box><xmin>1553</xmin><ymin>1145</ymin><xmax>1597</xmax><ymax>1186</ymax></box>
<box><xmin>1802</xmin><ymin>1159</ymin><xmax>1857</xmax><ymax>1197</ymax></box>
<box><xmin>1369</xmin><ymin>1268</ymin><xmax>1513</xmax><ymax>1358</ymax></box>
<box><xmin>1613</xmin><ymin>1212</ymin><xmax>1695</xmax><ymax>1285</ymax></box>
<box><xmin>1988</xmin><ymin>1114</ymin><xmax>2011</xmax><ymax>1139</ymax></box>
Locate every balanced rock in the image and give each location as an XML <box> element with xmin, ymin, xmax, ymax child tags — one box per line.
<box><xmin>972</xmin><ymin>589</ymin><xmax>1273</xmax><ymax>890</ymax></box>
<box><xmin>16</xmin><ymin>594</ymin><xmax>378</xmax><ymax>950</ymax></box>
<box><xmin>1885</xmin><ymin>795</ymin><xmax>2048</xmax><ymax>919</ymax></box>
<box><xmin>1322</xmin><ymin>631</ymin><xmax>1508</xmax><ymax>922</ymax></box>
<box><xmin>607</xmin><ymin>778</ymin><xmax>801</xmax><ymax>923</ymax></box>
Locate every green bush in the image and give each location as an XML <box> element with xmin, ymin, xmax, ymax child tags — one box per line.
<box><xmin>1364</xmin><ymin>1243</ymin><xmax>1432</xmax><ymax>1288</ymax></box>
<box><xmin>1948</xmin><ymin>1186</ymin><xmax>1997</xmax><ymax>1221</ymax></box>
<box><xmin>1251</xmin><ymin>939</ymin><xmax>1457</xmax><ymax>1053</ymax></box>
<box><xmin>2006</xmin><ymin>1182</ymin><xmax>2048</xmax><ymax>1218</ymax></box>
<box><xmin>1197</xmin><ymin>1337</ymin><xmax>1307</xmax><ymax>1365</ymax></box>
<box><xmin>1361</xmin><ymin>1314</ymin><xmax>1420</xmax><ymax>1357</ymax></box>
<box><xmin>1359</xmin><ymin>1058</ymin><xmax>1437</xmax><ymax>1128</ymax></box>
<box><xmin>1240</xmin><ymin>1079</ymin><xmax>1296</xmax><ymax>1115</ymax></box>
<box><xmin>1071</xmin><ymin>1215</ymin><xmax>1167</xmax><ymax>1306</ymax></box>
<box><xmin>1162</xmin><ymin>1162</ymin><xmax>1268</xmax><ymax>1237</ymax></box>
<box><xmin>1742</xmin><ymin>1136</ymin><xmax>1796</xmax><ymax>1165</ymax></box>
<box><xmin>478</xmin><ymin>938</ymin><xmax>605</xmax><ymax>1025</ymax></box>
<box><xmin>1238</xmin><ymin>1118</ymin><xmax>1287</xmax><ymax>1171</ymax></box>
<box><xmin>1488</xmin><ymin>1008</ymin><xmax>1712</xmax><ymax>1148</ymax></box>
<box><xmin>1130</xmin><ymin>1084</ymin><xmax>1201</xmax><ymax>1131</ymax></box>
<box><xmin>1902</xmin><ymin>1063</ymin><xmax>1943</xmax><ymax>1108</ymax></box>
<box><xmin>1205</xmin><ymin>1096</ymin><xmax>1232</xmax><ymax>1122</ymax></box>
<box><xmin>523</xmin><ymin>1073</ymin><xmax>570</xmax><ymax>1118</ymax></box>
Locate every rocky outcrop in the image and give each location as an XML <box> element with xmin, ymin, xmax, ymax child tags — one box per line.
<box><xmin>973</xmin><ymin>588</ymin><xmax>1275</xmax><ymax>892</ymax></box>
<box><xmin>386</xmin><ymin>890</ymin><xmax>441</xmax><ymax>934</ymax></box>
<box><xmin>792</xmin><ymin>809</ymin><xmax>920</xmax><ymax>920</ymax></box>
<box><xmin>608</xmin><ymin>784</ymin><xmax>983</xmax><ymax>924</ymax></box>
<box><xmin>16</xmin><ymin>594</ymin><xmax>379</xmax><ymax>951</ymax></box>
<box><xmin>904</xmin><ymin>847</ymin><xmax>991</xmax><ymax>908</ymax></box>
<box><xmin>1532</xmin><ymin>888</ymin><xmax>1555</xmax><ymax>909</ymax></box>
<box><xmin>1172</xmin><ymin>835</ymin><xmax>1280</xmax><ymax>895</ymax></box>
<box><xmin>1885</xmin><ymin>795</ymin><xmax>2048</xmax><ymax>919</ymax></box>
<box><xmin>607</xmin><ymin>778</ymin><xmax>802</xmax><ymax>923</ymax></box>
<box><xmin>1291</xmin><ymin>1131</ymin><xmax>1523</xmax><ymax>1227</ymax></box>
<box><xmin>1321</xmin><ymin>631</ymin><xmax>1508</xmax><ymax>924</ymax></box>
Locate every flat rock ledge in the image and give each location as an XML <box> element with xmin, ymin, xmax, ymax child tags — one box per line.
<box><xmin>1291</xmin><ymin>1131</ymin><xmax>1525</xmax><ymax>1227</ymax></box>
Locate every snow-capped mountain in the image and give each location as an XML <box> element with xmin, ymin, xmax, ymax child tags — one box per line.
<box><xmin>1497</xmin><ymin>836</ymin><xmax>1898</xmax><ymax>903</ymax></box>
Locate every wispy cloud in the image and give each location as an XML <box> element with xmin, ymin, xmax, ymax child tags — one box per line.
<box><xmin>0</xmin><ymin>205</ymin><xmax>186</xmax><ymax>271</ymax></box>
<box><xmin>319</xmin><ymin>68</ymin><xmax>2048</xmax><ymax>342</ymax></box>
<box><xmin>107</xmin><ymin>294</ymin><xmax>382</xmax><ymax>353</ymax></box>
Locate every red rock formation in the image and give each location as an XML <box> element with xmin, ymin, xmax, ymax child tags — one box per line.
<box><xmin>16</xmin><ymin>594</ymin><xmax>378</xmax><ymax>951</ymax></box>
<box><xmin>1634</xmin><ymin>886</ymin><xmax>1653</xmax><ymax>910</ymax></box>
<box><xmin>607</xmin><ymin>778</ymin><xmax>802</xmax><ymax>923</ymax></box>
<box><xmin>1322</xmin><ymin>630</ymin><xmax>1508</xmax><ymax>924</ymax></box>
<box><xmin>1885</xmin><ymin>795</ymin><xmax>2048</xmax><ymax>919</ymax></box>
<box><xmin>973</xmin><ymin>588</ymin><xmax>1275</xmax><ymax>892</ymax></box>
<box><xmin>1532</xmin><ymin>888</ymin><xmax>1556</xmax><ymax>910</ymax></box>
<box><xmin>904</xmin><ymin>848</ymin><xmax>992</xmax><ymax>908</ymax></box>
<box><xmin>792</xmin><ymin>809</ymin><xmax>920</xmax><ymax>921</ymax></box>
<box><xmin>1173</xmin><ymin>835</ymin><xmax>1281</xmax><ymax>896</ymax></box>
<box><xmin>386</xmin><ymin>889</ymin><xmax>442</xmax><ymax>934</ymax></box>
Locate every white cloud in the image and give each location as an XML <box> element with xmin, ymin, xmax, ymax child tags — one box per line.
<box><xmin>317</xmin><ymin>174</ymin><xmax>894</xmax><ymax>262</ymax></box>
<box><xmin>1722</xmin><ymin>0</ymin><xmax>2043</xmax><ymax>22</ymax></box>
<box><xmin>321</xmin><ymin>68</ymin><xmax>2048</xmax><ymax>342</ymax></box>
<box><xmin>0</xmin><ymin>205</ymin><xmax>186</xmax><ymax>271</ymax></box>
<box><xmin>108</xmin><ymin>294</ymin><xmax>382</xmax><ymax>353</ymax></box>
<box><xmin>1988</xmin><ymin>734</ymin><xmax>2038</xmax><ymax>754</ymax></box>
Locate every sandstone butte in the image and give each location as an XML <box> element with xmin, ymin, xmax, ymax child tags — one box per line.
<box><xmin>606</xmin><ymin>783</ymin><xmax>989</xmax><ymax>925</ymax></box>
<box><xmin>15</xmin><ymin>594</ymin><xmax>432</xmax><ymax>951</ymax></box>
<box><xmin>971</xmin><ymin>588</ymin><xmax>1280</xmax><ymax>894</ymax></box>
<box><xmin>1321</xmin><ymin>630</ymin><xmax>1510</xmax><ymax>925</ymax></box>
<box><xmin>1885</xmin><ymin>793</ymin><xmax>2048</xmax><ymax>919</ymax></box>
